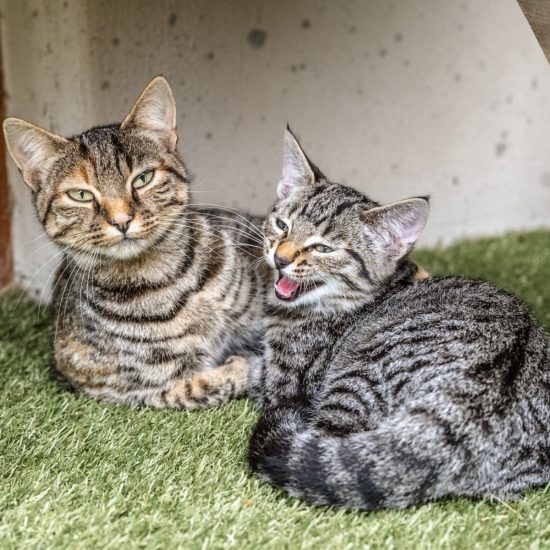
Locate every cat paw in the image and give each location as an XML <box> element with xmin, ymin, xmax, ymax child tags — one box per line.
<box><xmin>218</xmin><ymin>355</ymin><xmax>250</xmax><ymax>395</ymax></box>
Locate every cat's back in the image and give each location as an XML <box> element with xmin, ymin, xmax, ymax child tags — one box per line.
<box><xmin>330</xmin><ymin>275</ymin><xmax>547</xmax><ymax>404</ymax></box>
<box><xmin>361</xmin><ymin>275</ymin><xmax>533</xmax><ymax>336</ymax></box>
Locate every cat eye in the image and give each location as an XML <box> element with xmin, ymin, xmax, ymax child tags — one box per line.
<box><xmin>275</xmin><ymin>218</ymin><xmax>288</xmax><ymax>232</ymax></box>
<box><xmin>314</xmin><ymin>244</ymin><xmax>334</xmax><ymax>253</ymax></box>
<box><xmin>67</xmin><ymin>189</ymin><xmax>94</xmax><ymax>202</ymax></box>
<box><xmin>132</xmin><ymin>169</ymin><xmax>155</xmax><ymax>189</ymax></box>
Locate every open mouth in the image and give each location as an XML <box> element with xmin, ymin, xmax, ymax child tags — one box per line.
<box><xmin>274</xmin><ymin>272</ymin><xmax>324</xmax><ymax>302</ymax></box>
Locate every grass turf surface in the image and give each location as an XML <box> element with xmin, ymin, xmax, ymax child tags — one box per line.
<box><xmin>2</xmin><ymin>231</ymin><xmax>550</xmax><ymax>549</ymax></box>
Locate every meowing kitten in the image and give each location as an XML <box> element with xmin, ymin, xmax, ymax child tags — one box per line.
<box><xmin>3</xmin><ymin>77</ymin><xmax>265</xmax><ymax>409</ymax></box>
<box><xmin>248</xmin><ymin>128</ymin><xmax>550</xmax><ymax>509</ymax></box>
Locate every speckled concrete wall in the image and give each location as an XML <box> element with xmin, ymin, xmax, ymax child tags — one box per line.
<box><xmin>2</xmin><ymin>0</ymin><xmax>550</xmax><ymax>299</ymax></box>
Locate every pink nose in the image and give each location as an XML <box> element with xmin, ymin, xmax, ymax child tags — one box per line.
<box><xmin>109</xmin><ymin>211</ymin><xmax>134</xmax><ymax>234</ymax></box>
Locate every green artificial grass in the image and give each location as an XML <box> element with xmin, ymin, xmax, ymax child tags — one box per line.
<box><xmin>2</xmin><ymin>230</ymin><xmax>550</xmax><ymax>549</ymax></box>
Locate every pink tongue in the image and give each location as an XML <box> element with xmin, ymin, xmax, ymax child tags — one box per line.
<box><xmin>275</xmin><ymin>275</ymin><xmax>301</xmax><ymax>299</ymax></box>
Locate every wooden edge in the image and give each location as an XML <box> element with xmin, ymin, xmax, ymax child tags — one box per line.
<box><xmin>517</xmin><ymin>0</ymin><xmax>550</xmax><ymax>63</ymax></box>
<box><xmin>0</xmin><ymin>38</ymin><xmax>12</xmax><ymax>289</ymax></box>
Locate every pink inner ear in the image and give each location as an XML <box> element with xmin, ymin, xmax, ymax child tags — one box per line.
<box><xmin>401</xmin><ymin>218</ymin><xmax>425</xmax><ymax>245</ymax></box>
<box><xmin>277</xmin><ymin>179</ymin><xmax>294</xmax><ymax>199</ymax></box>
<box><xmin>381</xmin><ymin>215</ymin><xmax>425</xmax><ymax>258</ymax></box>
<box><xmin>384</xmin><ymin>237</ymin><xmax>405</xmax><ymax>257</ymax></box>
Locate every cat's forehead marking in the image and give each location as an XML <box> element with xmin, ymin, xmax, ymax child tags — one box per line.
<box><xmin>78</xmin><ymin>163</ymin><xmax>89</xmax><ymax>184</ymax></box>
<box><xmin>79</xmin><ymin>127</ymin><xmax>126</xmax><ymax>167</ymax></box>
<box><xmin>74</xmin><ymin>128</ymin><xmax>136</xmax><ymax>194</ymax></box>
<box><xmin>56</xmin><ymin>162</ymin><xmax>100</xmax><ymax>196</ymax></box>
<box><xmin>287</xmin><ymin>182</ymin><xmax>375</xmax><ymax>229</ymax></box>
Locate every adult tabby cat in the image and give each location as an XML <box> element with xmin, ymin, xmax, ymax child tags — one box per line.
<box><xmin>3</xmin><ymin>77</ymin><xmax>265</xmax><ymax>409</ymax></box>
<box><xmin>248</xmin><ymin>128</ymin><xmax>550</xmax><ymax>509</ymax></box>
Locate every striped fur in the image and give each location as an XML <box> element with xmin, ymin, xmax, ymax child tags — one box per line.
<box><xmin>4</xmin><ymin>77</ymin><xmax>265</xmax><ymax>409</ymax></box>
<box><xmin>248</xmin><ymin>128</ymin><xmax>550</xmax><ymax>509</ymax></box>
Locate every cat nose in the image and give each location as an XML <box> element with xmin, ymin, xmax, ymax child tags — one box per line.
<box><xmin>274</xmin><ymin>242</ymin><xmax>298</xmax><ymax>269</ymax></box>
<box><xmin>274</xmin><ymin>252</ymin><xmax>292</xmax><ymax>269</ymax></box>
<box><xmin>109</xmin><ymin>211</ymin><xmax>134</xmax><ymax>234</ymax></box>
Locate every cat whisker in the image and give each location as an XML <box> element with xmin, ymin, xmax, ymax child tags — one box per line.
<box><xmin>158</xmin><ymin>229</ymin><xmax>228</xmax><ymax>261</ymax></box>
<box><xmin>187</xmin><ymin>204</ymin><xmax>265</xmax><ymax>240</ymax></box>
<box><xmin>53</xmin><ymin>255</ymin><xmax>82</xmax><ymax>347</ymax></box>
<box><xmin>162</xmin><ymin>218</ymin><xmax>265</xmax><ymax>247</ymax></box>
<box><xmin>157</xmin><ymin>218</ymin><xmax>261</xmax><ymax>247</ymax></box>
<box><xmin>159</xmin><ymin>223</ymin><xmax>263</xmax><ymax>258</ymax></box>
<box><xmin>12</xmin><ymin>245</ymin><xmax>71</xmax><ymax>314</ymax></box>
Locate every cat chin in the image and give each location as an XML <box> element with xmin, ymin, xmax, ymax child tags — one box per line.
<box><xmin>99</xmin><ymin>239</ymin><xmax>151</xmax><ymax>260</ymax></box>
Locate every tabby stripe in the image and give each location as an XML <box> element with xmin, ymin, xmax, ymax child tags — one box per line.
<box><xmin>407</xmin><ymin>407</ymin><xmax>465</xmax><ymax>449</ymax></box>
<box><xmin>390</xmin><ymin>378</ymin><xmax>411</xmax><ymax>401</ymax></box>
<box><xmin>524</xmin><ymin>399</ymin><xmax>548</xmax><ymax>432</ymax></box>
<box><xmin>331</xmin><ymin>369</ymin><xmax>380</xmax><ymax>386</ymax></box>
<box><xmin>196</xmin><ymin>234</ymin><xmax>226</xmax><ymax>286</ymax></box>
<box><xmin>50</xmin><ymin>224</ymin><xmax>74</xmax><ymax>240</ymax></box>
<box><xmin>339</xmin><ymin>273</ymin><xmax>362</xmax><ymax>292</ymax></box>
<box><xmin>164</xmin><ymin>165</ymin><xmax>190</xmax><ymax>183</ymax></box>
<box><xmin>145</xmin><ymin>347</ymin><xmax>195</xmax><ymax>365</ymax></box>
<box><xmin>297</xmin><ymin>184</ymin><xmax>329</xmax><ymax>217</ymax></box>
<box><xmin>87</xmin><ymin>147</ymin><xmax>100</xmax><ymax>181</ymax></box>
<box><xmin>384</xmin><ymin>358</ymin><xmax>432</xmax><ymax>381</ymax></box>
<box><xmin>94</xmin><ymin>245</ymin><xmax>196</xmax><ymax>300</ymax></box>
<box><xmin>324</xmin><ymin>387</ymin><xmax>372</xmax><ymax>411</ymax></box>
<box><xmin>344</xmin><ymin>249</ymin><xmax>372</xmax><ymax>282</ymax></box>
<box><xmin>331</xmin><ymin>370</ymin><xmax>384</xmax><ymax>410</ymax></box>
<box><xmin>271</xmin><ymin>357</ymin><xmax>300</xmax><ymax>373</ymax></box>
<box><xmin>113</xmin><ymin>132</ymin><xmax>135</xmax><ymax>177</ymax></box>
<box><xmin>296</xmin><ymin>349</ymin><xmax>327</xmax><ymax>377</ymax></box>
<box><xmin>314</xmin><ymin>199</ymin><xmax>362</xmax><ymax>227</ymax></box>
<box><xmin>82</xmin><ymin>320</ymin><xmax>198</xmax><ymax>344</ymax></box>
<box><xmin>171</xmin><ymin>352</ymin><xmax>206</xmax><ymax>379</ymax></box>
<box><xmin>114</xmin><ymin>145</ymin><xmax>125</xmax><ymax>175</ymax></box>
<box><xmin>319</xmin><ymin>402</ymin><xmax>360</xmax><ymax>417</ymax></box>
<box><xmin>369</xmin><ymin>337</ymin><xmax>439</xmax><ymax>362</ymax></box>
<box><xmin>231</xmin><ymin>267</ymin><xmax>253</xmax><ymax>310</ymax></box>
<box><xmin>230</xmin><ymin>279</ymin><xmax>256</xmax><ymax>321</ymax></box>
<box><xmin>41</xmin><ymin>196</ymin><xmax>55</xmax><ymax>224</ymax></box>
<box><xmin>222</xmin><ymin>262</ymin><xmax>244</xmax><ymax>308</ymax></box>
<box><xmin>87</xmin><ymin>287</ymin><xmax>193</xmax><ymax>323</ymax></box>
<box><xmin>78</xmin><ymin>139</ymin><xmax>88</xmax><ymax>156</ymax></box>
<box><xmin>162</xmin><ymin>198</ymin><xmax>187</xmax><ymax>209</ymax></box>
<box><xmin>87</xmin><ymin>238</ymin><xmax>222</xmax><ymax>321</ymax></box>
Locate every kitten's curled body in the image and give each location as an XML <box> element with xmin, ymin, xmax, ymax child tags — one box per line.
<box><xmin>4</xmin><ymin>78</ymin><xmax>265</xmax><ymax>409</ymax></box>
<box><xmin>249</xmin><ymin>129</ymin><xmax>550</xmax><ymax>509</ymax></box>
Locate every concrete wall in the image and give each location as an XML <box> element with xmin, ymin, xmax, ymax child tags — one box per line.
<box><xmin>2</xmin><ymin>0</ymin><xmax>550</xmax><ymax>299</ymax></box>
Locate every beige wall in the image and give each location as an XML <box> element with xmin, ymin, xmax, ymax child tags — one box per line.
<box><xmin>2</xmin><ymin>0</ymin><xmax>550</xmax><ymax>299</ymax></box>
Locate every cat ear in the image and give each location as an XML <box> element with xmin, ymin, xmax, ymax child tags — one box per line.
<box><xmin>121</xmin><ymin>76</ymin><xmax>177</xmax><ymax>151</ymax></box>
<box><xmin>361</xmin><ymin>197</ymin><xmax>429</xmax><ymax>260</ymax></box>
<box><xmin>277</xmin><ymin>126</ymin><xmax>315</xmax><ymax>199</ymax></box>
<box><xmin>3</xmin><ymin>117</ymin><xmax>69</xmax><ymax>191</ymax></box>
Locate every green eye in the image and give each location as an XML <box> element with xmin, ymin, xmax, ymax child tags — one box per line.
<box><xmin>132</xmin><ymin>170</ymin><xmax>155</xmax><ymax>189</ymax></box>
<box><xmin>314</xmin><ymin>244</ymin><xmax>334</xmax><ymax>253</ymax></box>
<box><xmin>275</xmin><ymin>218</ymin><xmax>288</xmax><ymax>231</ymax></box>
<box><xmin>67</xmin><ymin>189</ymin><xmax>94</xmax><ymax>202</ymax></box>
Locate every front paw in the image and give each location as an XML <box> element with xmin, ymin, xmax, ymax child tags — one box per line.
<box><xmin>218</xmin><ymin>356</ymin><xmax>250</xmax><ymax>396</ymax></box>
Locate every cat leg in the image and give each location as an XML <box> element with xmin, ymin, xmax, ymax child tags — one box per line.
<box><xmin>71</xmin><ymin>355</ymin><xmax>251</xmax><ymax>410</ymax></box>
<box><xmin>154</xmin><ymin>355</ymin><xmax>251</xmax><ymax>409</ymax></box>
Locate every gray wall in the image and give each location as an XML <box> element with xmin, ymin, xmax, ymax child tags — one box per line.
<box><xmin>2</xmin><ymin>0</ymin><xmax>550</xmax><ymax>299</ymax></box>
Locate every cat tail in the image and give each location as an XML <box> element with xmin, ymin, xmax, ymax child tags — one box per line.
<box><xmin>248</xmin><ymin>407</ymin><xmax>467</xmax><ymax>510</ymax></box>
